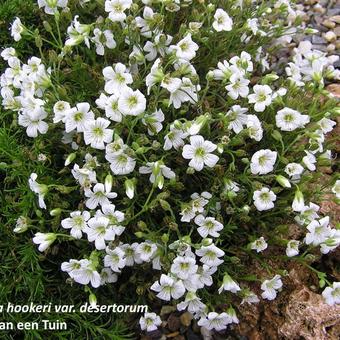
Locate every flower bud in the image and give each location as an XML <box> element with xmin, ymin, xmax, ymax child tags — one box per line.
<box><xmin>292</xmin><ymin>188</ymin><xmax>305</xmax><ymax>212</ymax></box>
<box><xmin>65</xmin><ymin>152</ymin><xmax>76</xmax><ymax>166</ymax></box>
<box><xmin>105</xmin><ymin>174</ymin><xmax>113</xmax><ymax>193</ymax></box>
<box><xmin>276</xmin><ymin>175</ymin><xmax>291</xmax><ymax>188</ymax></box>
<box><xmin>89</xmin><ymin>293</ymin><xmax>97</xmax><ymax>307</ymax></box>
<box><xmin>124</xmin><ymin>178</ymin><xmax>135</xmax><ymax>199</ymax></box>
<box><xmin>202</xmin><ymin>238</ymin><xmax>213</xmax><ymax>246</ymax></box>
<box><xmin>50</xmin><ymin>208</ymin><xmax>62</xmax><ymax>216</ymax></box>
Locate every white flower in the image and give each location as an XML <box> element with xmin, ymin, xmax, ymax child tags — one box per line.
<box><xmin>105</xmin><ymin>0</ymin><xmax>132</xmax><ymax>22</ymax></box>
<box><xmin>84</xmin><ymin>216</ymin><xmax>116</xmax><ymax>250</ymax></box>
<box><xmin>151</xmin><ymin>274</ymin><xmax>185</xmax><ymax>301</ymax></box>
<box><xmin>18</xmin><ymin>108</ymin><xmax>49</xmax><ymax>138</ymax></box>
<box><xmin>177</xmin><ymin>291</ymin><xmax>206</xmax><ymax>314</ymax></box>
<box><xmin>213</xmin><ymin>8</ymin><xmax>233</xmax><ymax>32</ymax></box>
<box><xmin>120</xmin><ymin>243</ymin><xmax>142</xmax><ymax>266</ymax></box>
<box><xmin>171</xmin><ymin>34</ymin><xmax>199</xmax><ymax>61</ymax></box>
<box><xmin>230</xmin><ymin>51</ymin><xmax>253</xmax><ymax>73</ymax></box>
<box><xmin>302</xmin><ymin>151</ymin><xmax>316</xmax><ymax>171</ymax></box>
<box><xmin>226</xmin><ymin>73</ymin><xmax>250</xmax><ymax>100</ymax></box>
<box><xmin>61</xmin><ymin>259</ymin><xmax>82</xmax><ymax>277</ymax></box>
<box><xmin>218</xmin><ymin>273</ymin><xmax>241</xmax><ymax>294</ymax></box>
<box><xmin>292</xmin><ymin>188</ymin><xmax>304</xmax><ymax>212</ymax></box>
<box><xmin>246</xmin><ymin>115</ymin><xmax>263</xmax><ymax>141</ymax></box>
<box><xmin>97</xmin><ymin>204</ymin><xmax>125</xmax><ymax>235</ymax></box>
<box><xmin>317</xmin><ymin>118</ymin><xmax>336</xmax><ymax>134</ymax></box>
<box><xmin>139</xmin><ymin>312</ymin><xmax>162</xmax><ymax>332</ymax></box>
<box><xmin>71</xmin><ymin>259</ymin><xmax>101</xmax><ymax>288</ymax></box>
<box><xmin>241</xmin><ymin>290</ymin><xmax>260</xmax><ymax>304</ymax></box>
<box><xmin>100</xmin><ymin>268</ymin><xmax>118</xmax><ymax>285</ymax></box>
<box><xmin>139</xmin><ymin>161</ymin><xmax>175</xmax><ymax>189</ymax></box>
<box><xmin>61</xmin><ymin>211</ymin><xmax>90</xmax><ymax>239</ymax></box>
<box><xmin>32</xmin><ymin>232</ymin><xmax>56</xmax><ymax>252</ymax></box>
<box><xmin>84</xmin><ymin>183</ymin><xmax>117</xmax><ymax>209</ymax></box>
<box><xmin>118</xmin><ymin>87</ymin><xmax>146</xmax><ymax>116</ymax></box>
<box><xmin>1</xmin><ymin>47</ymin><xmax>16</xmax><ymax>61</ymax></box>
<box><xmin>295</xmin><ymin>202</ymin><xmax>320</xmax><ymax>225</ymax></box>
<box><xmin>322</xmin><ymin>282</ymin><xmax>340</xmax><ymax>306</ymax></box>
<box><xmin>92</xmin><ymin>28</ymin><xmax>116</xmax><ymax>55</ymax></box>
<box><xmin>144</xmin><ymin>34</ymin><xmax>172</xmax><ymax>61</ymax></box>
<box><xmin>305</xmin><ymin>217</ymin><xmax>331</xmax><ymax>246</ymax></box>
<box><xmin>286</xmin><ymin>240</ymin><xmax>300</xmax><ymax>257</ymax></box>
<box><xmin>195</xmin><ymin>243</ymin><xmax>225</xmax><ymax>267</ymax></box>
<box><xmin>14</xmin><ymin>216</ymin><xmax>29</xmax><ymax>233</ymax></box>
<box><xmin>11</xmin><ymin>18</ymin><xmax>24</xmax><ymax>42</ymax></box>
<box><xmin>164</xmin><ymin>127</ymin><xmax>188</xmax><ymax>151</ymax></box>
<box><xmin>102</xmin><ymin>63</ymin><xmax>132</xmax><ymax>94</ymax></box>
<box><xmin>135</xmin><ymin>6</ymin><xmax>157</xmax><ymax>38</ymax></box>
<box><xmin>285</xmin><ymin>162</ymin><xmax>304</xmax><ymax>181</ymax></box>
<box><xmin>248</xmin><ymin>85</ymin><xmax>273</xmax><ymax>112</ymax></box>
<box><xmin>332</xmin><ymin>180</ymin><xmax>340</xmax><ymax>199</ymax></box>
<box><xmin>142</xmin><ymin>109</ymin><xmax>164</xmax><ymax>135</ymax></box>
<box><xmin>253</xmin><ymin>187</ymin><xmax>276</xmax><ymax>211</ymax></box>
<box><xmin>37</xmin><ymin>0</ymin><xmax>68</xmax><ymax>15</ymax></box>
<box><xmin>194</xmin><ymin>215</ymin><xmax>223</xmax><ymax>238</ymax></box>
<box><xmin>198</xmin><ymin>312</ymin><xmax>230</xmax><ymax>331</ymax></box>
<box><xmin>65</xmin><ymin>15</ymin><xmax>91</xmax><ymax>47</ymax></box>
<box><xmin>250</xmin><ymin>237</ymin><xmax>268</xmax><ymax>253</ymax></box>
<box><xmin>53</xmin><ymin>101</ymin><xmax>71</xmax><ymax>123</ymax></box>
<box><xmin>261</xmin><ymin>275</ymin><xmax>283</xmax><ymax>300</ymax></box>
<box><xmin>250</xmin><ymin>149</ymin><xmax>277</xmax><ymax>175</ymax></box>
<box><xmin>169</xmin><ymin>77</ymin><xmax>200</xmax><ymax>109</ymax></box>
<box><xmin>104</xmin><ymin>246</ymin><xmax>126</xmax><ymax>272</ymax></box>
<box><xmin>196</xmin><ymin>265</ymin><xmax>217</xmax><ymax>288</ymax></box>
<box><xmin>107</xmin><ymin>151</ymin><xmax>136</xmax><ymax>175</ymax></box>
<box><xmin>225</xmin><ymin>105</ymin><xmax>248</xmax><ymax>134</ymax></box>
<box><xmin>275</xmin><ymin>107</ymin><xmax>310</xmax><ymax>131</ymax></box>
<box><xmin>182</xmin><ymin>135</ymin><xmax>219</xmax><ymax>171</ymax></box>
<box><xmin>171</xmin><ymin>256</ymin><xmax>198</xmax><ymax>280</ymax></box>
<box><xmin>83</xmin><ymin>118</ymin><xmax>113</xmax><ymax>150</ymax></box>
<box><xmin>65</xmin><ymin>102</ymin><xmax>94</xmax><ymax>133</ymax></box>
<box><xmin>137</xmin><ymin>241</ymin><xmax>157</xmax><ymax>262</ymax></box>
<box><xmin>28</xmin><ymin>173</ymin><xmax>48</xmax><ymax>209</ymax></box>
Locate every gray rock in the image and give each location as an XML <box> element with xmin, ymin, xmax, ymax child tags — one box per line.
<box><xmin>312</xmin><ymin>35</ymin><xmax>326</xmax><ymax>44</ymax></box>
<box><xmin>327</xmin><ymin>8</ymin><xmax>340</xmax><ymax>16</ymax></box>
<box><xmin>311</xmin><ymin>44</ymin><xmax>328</xmax><ymax>52</ymax></box>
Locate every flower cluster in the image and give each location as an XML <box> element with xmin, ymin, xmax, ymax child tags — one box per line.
<box><xmin>2</xmin><ymin>0</ymin><xmax>339</xmax><ymax>335</ymax></box>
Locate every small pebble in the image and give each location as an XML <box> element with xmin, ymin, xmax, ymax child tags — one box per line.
<box><xmin>313</xmin><ymin>4</ymin><xmax>326</xmax><ymax>14</ymax></box>
<box><xmin>327</xmin><ymin>44</ymin><xmax>336</xmax><ymax>52</ymax></box>
<box><xmin>329</xmin><ymin>15</ymin><xmax>340</xmax><ymax>25</ymax></box>
<box><xmin>312</xmin><ymin>35</ymin><xmax>326</xmax><ymax>44</ymax></box>
<box><xmin>322</xmin><ymin>19</ymin><xmax>336</xmax><ymax>29</ymax></box>
<box><xmin>323</xmin><ymin>31</ymin><xmax>337</xmax><ymax>42</ymax></box>
<box><xmin>334</xmin><ymin>26</ymin><xmax>340</xmax><ymax>37</ymax></box>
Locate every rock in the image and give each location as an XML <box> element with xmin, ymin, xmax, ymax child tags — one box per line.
<box><xmin>311</xmin><ymin>44</ymin><xmax>328</xmax><ymax>51</ymax></box>
<box><xmin>322</xmin><ymin>19</ymin><xmax>336</xmax><ymax>29</ymax></box>
<box><xmin>335</xmin><ymin>40</ymin><xmax>340</xmax><ymax>49</ymax></box>
<box><xmin>167</xmin><ymin>314</ymin><xmax>181</xmax><ymax>332</ymax></box>
<box><xmin>312</xmin><ymin>35</ymin><xmax>326</xmax><ymax>44</ymax></box>
<box><xmin>180</xmin><ymin>312</ymin><xmax>193</xmax><ymax>327</ymax></box>
<box><xmin>313</xmin><ymin>4</ymin><xmax>326</xmax><ymax>14</ymax></box>
<box><xmin>323</xmin><ymin>31</ymin><xmax>337</xmax><ymax>42</ymax></box>
<box><xmin>160</xmin><ymin>306</ymin><xmax>176</xmax><ymax>316</ymax></box>
<box><xmin>327</xmin><ymin>44</ymin><xmax>336</xmax><ymax>52</ymax></box>
<box><xmin>279</xmin><ymin>287</ymin><xmax>340</xmax><ymax>340</ymax></box>
<box><xmin>165</xmin><ymin>333</ymin><xmax>181</xmax><ymax>339</ymax></box>
<box><xmin>329</xmin><ymin>15</ymin><xmax>340</xmax><ymax>24</ymax></box>
<box><xmin>326</xmin><ymin>84</ymin><xmax>340</xmax><ymax>98</ymax></box>
<box><xmin>186</xmin><ymin>329</ymin><xmax>201</xmax><ymax>340</ymax></box>
<box><xmin>327</xmin><ymin>8</ymin><xmax>340</xmax><ymax>16</ymax></box>
<box><xmin>334</xmin><ymin>26</ymin><xmax>340</xmax><ymax>37</ymax></box>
